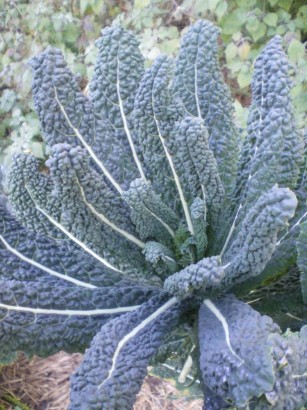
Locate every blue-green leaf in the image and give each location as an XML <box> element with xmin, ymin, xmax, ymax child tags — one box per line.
<box><xmin>69</xmin><ymin>294</ymin><xmax>185</xmax><ymax>410</ymax></box>
<box><xmin>174</xmin><ymin>20</ymin><xmax>239</xmax><ymax>195</ymax></box>
<box><xmin>90</xmin><ymin>26</ymin><xmax>146</xmax><ymax>180</ymax></box>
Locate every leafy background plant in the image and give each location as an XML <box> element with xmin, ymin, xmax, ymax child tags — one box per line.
<box><xmin>1</xmin><ymin>0</ymin><xmax>306</xmax><ymax>166</ymax></box>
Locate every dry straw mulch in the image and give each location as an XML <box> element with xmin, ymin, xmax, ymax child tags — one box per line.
<box><xmin>0</xmin><ymin>352</ymin><xmax>203</xmax><ymax>410</ymax></box>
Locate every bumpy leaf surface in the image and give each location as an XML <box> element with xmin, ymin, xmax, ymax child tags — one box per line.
<box><xmin>0</xmin><ymin>201</ymin><xmax>129</xmax><ymax>288</ymax></box>
<box><xmin>70</xmin><ymin>294</ymin><xmax>185</xmax><ymax>410</ymax></box>
<box><xmin>297</xmin><ymin>221</ymin><xmax>307</xmax><ymax>303</ymax></box>
<box><xmin>254</xmin><ymin>328</ymin><xmax>307</xmax><ymax>409</ymax></box>
<box><xmin>8</xmin><ymin>151</ymin><xmax>147</xmax><ymax>277</ymax></box>
<box><xmin>223</xmin><ymin>186</ymin><xmax>298</xmax><ymax>288</ymax></box>
<box><xmin>29</xmin><ymin>47</ymin><xmax>137</xmax><ymax>191</ymax></box>
<box><xmin>0</xmin><ymin>279</ymin><xmax>157</xmax><ymax>361</ymax></box>
<box><xmin>143</xmin><ymin>241</ymin><xmax>178</xmax><ymax>277</ymax></box>
<box><xmin>241</xmin><ymin>266</ymin><xmax>306</xmax><ymax>331</ymax></box>
<box><xmin>174</xmin><ymin>20</ymin><xmax>238</xmax><ymax>194</ymax></box>
<box><xmin>164</xmin><ymin>256</ymin><xmax>224</xmax><ymax>297</ymax></box>
<box><xmin>199</xmin><ymin>295</ymin><xmax>280</xmax><ymax>406</ymax></box>
<box><xmin>172</xmin><ymin>117</ymin><xmax>224</xmax><ymax>229</ymax></box>
<box><xmin>235</xmin><ymin>36</ymin><xmax>304</xmax><ymax>210</ymax></box>
<box><xmin>123</xmin><ymin>178</ymin><xmax>179</xmax><ymax>245</ymax></box>
<box><xmin>90</xmin><ymin>26</ymin><xmax>146</xmax><ymax>180</ymax></box>
<box><xmin>133</xmin><ymin>55</ymin><xmax>184</xmax><ymax>212</ymax></box>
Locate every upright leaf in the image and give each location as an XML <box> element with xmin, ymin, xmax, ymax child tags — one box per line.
<box><xmin>122</xmin><ymin>178</ymin><xmax>179</xmax><ymax>246</ymax></box>
<box><xmin>134</xmin><ymin>55</ymin><xmax>188</xmax><ymax>219</ymax></box>
<box><xmin>90</xmin><ymin>26</ymin><xmax>146</xmax><ymax>180</ymax></box>
<box><xmin>7</xmin><ymin>152</ymin><xmax>145</xmax><ymax>276</ymax></box>
<box><xmin>173</xmin><ymin>117</ymin><xmax>225</xmax><ymax>229</ymax></box>
<box><xmin>29</xmin><ymin>47</ymin><xmax>137</xmax><ymax>192</ymax></box>
<box><xmin>174</xmin><ymin>20</ymin><xmax>239</xmax><ymax>195</ymax></box>
<box><xmin>235</xmin><ymin>36</ymin><xmax>304</xmax><ymax>210</ymax></box>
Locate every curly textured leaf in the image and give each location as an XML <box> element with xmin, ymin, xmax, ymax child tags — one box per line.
<box><xmin>174</xmin><ymin>20</ymin><xmax>238</xmax><ymax>195</ymax></box>
<box><xmin>90</xmin><ymin>26</ymin><xmax>146</xmax><ymax>180</ymax></box>
<box><xmin>222</xmin><ymin>186</ymin><xmax>298</xmax><ymax>288</ymax></box>
<box><xmin>133</xmin><ymin>55</ymin><xmax>189</xmax><ymax>219</ymax></box>
<box><xmin>164</xmin><ymin>256</ymin><xmax>224</xmax><ymax>297</ymax></box>
<box><xmin>0</xmin><ymin>279</ymin><xmax>157</xmax><ymax>362</ymax></box>
<box><xmin>199</xmin><ymin>295</ymin><xmax>280</xmax><ymax>407</ymax></box>
<box><xmin>7</xmin><ymin>152</ymin><xmax>147</xmax><ymax>277</ymax></box>
<box><xmin>172</xmin><ymin>117</ymin><xmax>224</xmax><ymax>230</ymax></box>
<box><xmin>143</xmin><ymin>241</ymin><xmax>178</xmax><ymax>276</ymax></box>
<box><xmin>0</xmin><ymin>201</ymin><xmax>130</xmax><ymax>288</ymax></box>
<box><xmin>255</xmin><ymin>327</ymin><xmax>307</xmax><ymax>409</ymax></box>
<box><xmin>190</xmin><ymin>197</ymin><xmax>207</xmax><ymax>260</ymax></box>
<box><xmin>29</xmin><ymin>47</ymin><xmax>137</xmax><ymax>191</ymax></box>
<box><xmin>243</xmin><ymin>266</ymin><xmax>306</xmax><ymax>332</ymax></box>
<box><xmin>297</xmin><ymin>220</ymin><xmax>307</xmax><ymax>303</ymax></box>
<box><xmin>123</xmin><ymin>178</ymin><xmax>179</xmax><ymax>245</ymax></box>
<box><xmin>235</xmin><ymin>36</ymin><xmax>304</xmax><ymax>211</ymax></box>
<box><xmin>69</xmin><ymin>294</ymin><xmax>185</xmax><ymax>410</ymax></box>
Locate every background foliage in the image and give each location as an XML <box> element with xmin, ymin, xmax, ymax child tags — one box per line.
<box><xmin>1</xmin><ymin>0</ymin><xmax>306</xmax><ymax>165</ymax></box>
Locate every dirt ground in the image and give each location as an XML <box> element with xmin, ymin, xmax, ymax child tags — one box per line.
<box><xmin>0</xmin><ymin>352</ymin><xmax>203</xmax><ymax>410</ymax></box>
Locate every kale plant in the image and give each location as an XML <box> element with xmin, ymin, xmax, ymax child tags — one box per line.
<box><xmin>0</xmin><ymin>20</ymin><xmax>306</xmax><ymax>409</ymax></box>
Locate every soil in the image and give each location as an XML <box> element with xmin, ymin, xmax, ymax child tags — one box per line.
<box><xmin>0</xmin><ymin>352</ymin><xmax>203</xmax><ymax>410</ymax></box>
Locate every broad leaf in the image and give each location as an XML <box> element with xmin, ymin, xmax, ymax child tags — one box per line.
<box><xmin>69</xmin><ymin>294</ymin><xmax>186</xmax><ymax>409</ymax></box>
<box><xmin>199</xmin><ymin>295</ymin><xmax>280</xmax><ymax>406</ymax></box>
<box><xmin>0</xmin><ymin>279</ymin><xmax>157</xmax><ymax>362</ymax></box>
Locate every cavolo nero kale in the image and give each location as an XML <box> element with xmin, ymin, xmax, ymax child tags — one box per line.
<box><xmin>0</xmin><ymin>20</ymin><xmax>306</xmax><ymax>410</ymax></box>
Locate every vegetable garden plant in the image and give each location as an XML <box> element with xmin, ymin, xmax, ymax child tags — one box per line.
<box><xmin>0</xmin><ymin>19</ymin><xmax>306</xmax><ymax>409</ymax></box>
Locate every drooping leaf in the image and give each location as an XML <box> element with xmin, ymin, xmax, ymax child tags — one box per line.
<box><xmin>198</xmin><ymin>295</ymin><xmax>280</xmax><ymax>407</ymax></box>
<box><xmin>222</xmin><ymin>186</ymin><xmax>298</xmax><ymax>288</ymax></box>
<box><xmin>69</xmin><ymin>294</ymin><xmax>186</xmax><ymax>410</ymax></box>
<box><xmin>174</xmin><ymin>20</ymin><xmax>239</xmax><ymax>195</ymax></box>
<box><xmin>0</xmin><ymin>200</ymin><xmax>130</xmax><ymax>288</ymax></box>
<box><xmin>199</xmin><ymin>296</ymin><xmax>307</xmax><ymax>408</ymax></box>
<box><xmin>242</xmin><ymin>266</ymin><xmax>306</xmax><ymax>331</ymax></box>
<box><xmin>90</xmin><ymin>26</ymin><xmax>146</xmax><ymax>180</ymax></box>
<box><xmin>255</xmin><ymin>327</ymin><xmax>307</xmax><ymax>409</ymax></box>
<box><xmin>0</xmin><ymin>279</ymin><xmax>157</xmax><ymax>362</ymax></box>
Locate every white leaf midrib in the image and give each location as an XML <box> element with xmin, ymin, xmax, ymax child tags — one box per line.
<box><xmin>0</xmin><ymin>303</ymin><xmax>140</xmax><ymax>316</ymax></box>
<box><xmin>116</xmin><ymin>52</ymin><xmax>146</xmax><ymax>180</ymax></box>
<box><xmin>54</xmin><ymin>86</ymin><xmax>123</xmax><ymax>194</ymax></box>
<box><xmin>0</xmin><ymin>234</ymin><xmax>97</xmax><ymax>289</ymax></box>
<box><xmin>98</xmin><ymin>296</ymin><xmax>178</xmax><ymax>389</ymax></box>
<box><xmin>25</xmin><ymin>185</ymin><xmax>124</xmax><ymax>274</ymax></box>
<box><xmin>203</xmin><ymin>299</ymin><xmax>244</xmax><ymax>365</ymax></box>
<box><xmin>76</xmin><ymin>179</ymin><xmax>145</xmax><ymax>248</ymax></box>
<box><xmin>151</xmin><ymin>65</ymin><xmax>194</xmax><ymax>235</ymax></box>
